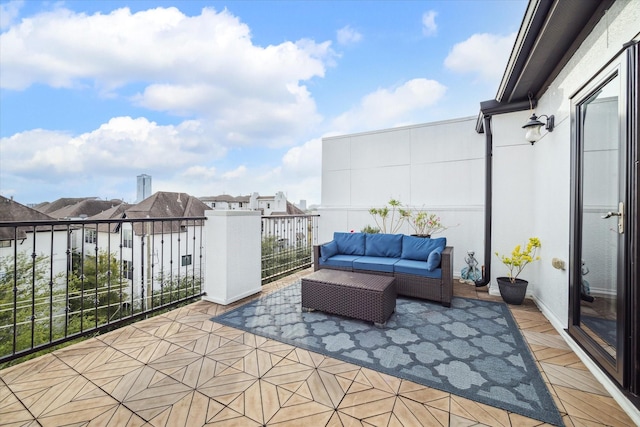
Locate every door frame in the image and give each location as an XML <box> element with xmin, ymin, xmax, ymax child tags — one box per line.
<box><xmin>568</xmin><ymin>41</ymin><xmax>638</xmax><ymax>403</ymax></box>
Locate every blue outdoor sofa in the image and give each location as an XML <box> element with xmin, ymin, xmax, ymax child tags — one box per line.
<box><xmin>313</xmin><ymin>232</ymin><xmax>454</xmax><ymax>307</ymax></box>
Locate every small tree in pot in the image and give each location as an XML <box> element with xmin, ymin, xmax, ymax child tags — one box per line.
<box><xmin>409</xmin><ymin>211</ymin><xmax>448</xmax><ymax>237</ymax></box>
<box><xmin>368</xmin><ymin>199</ymin><xmax>410</xmax><ymax>234</ymax></box>
<box><xmin>494</xmin><ymin>237</ymin><xmax>541</xmax><ymax>304</ymax></box>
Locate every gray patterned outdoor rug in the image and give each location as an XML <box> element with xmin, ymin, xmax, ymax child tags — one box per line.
<box><xmin>212</xmin><ymin>282</ymin><xmax>563</xmax><ymax>425</ymax></box>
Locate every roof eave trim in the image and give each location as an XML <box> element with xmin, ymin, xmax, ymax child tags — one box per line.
<box><xmin>496</xmin><ymin>0</ymin><xmax>546</xmax><ymax>102</ymax></box>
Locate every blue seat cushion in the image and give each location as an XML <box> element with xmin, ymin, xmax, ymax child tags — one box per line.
<box><xmin>319</xmin><ymin>254</ymin><xmax>360</xmax><ymax>269</ymax></box>
<box><xmin>320</xmin><ymin>241</ymin><xmax>339</xmax><ymax>262</ymax></box>
<box><xmin>401</xmin><ymin>236</ymin><xmax>446</xmax><ymax>261</ymax></box>
<box><xmin>394</xmin><ymin>259</ymin><xmax>442</xmax><ymax>279</ymax></box>
<box><xmin>333</xmin><ymin>232</ymin><xmax>366</xmax><ymax>255</ymax></box>
<box><xmin>365</xmin><ymin>233</ymin><xmax>402</xmax><ymax>258</ymax></box>
<box><xmin>353</xmin><ymin>256</ymin><xmax>399</xmax><ymax>273</ymax></box>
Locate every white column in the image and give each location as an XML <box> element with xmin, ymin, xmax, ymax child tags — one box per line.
<box><xmin>202</xmin><ymin>210</ymin><xmax>262</xmax><ymax>305</ymax></box>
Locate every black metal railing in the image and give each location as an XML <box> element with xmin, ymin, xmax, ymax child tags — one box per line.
<box><xmin>0</xmin><ymin>217</ymin><xmax>205</xmax><ymax>364</ymax></box>
<box><xmin>261</xmin><ymin>214</ymin><xmax>319</xmax><ymax>284</ymax></box>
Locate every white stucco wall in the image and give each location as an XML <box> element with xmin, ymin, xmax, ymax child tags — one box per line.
<box><xmin>318</xmin><ymin>117</ymin><xmax>486</xmax><ymax>275</ymax></box>
<box><xmin>491</xmin><ymin>0</ymin><xmax>639</xmax><ymax>328</ymax></box>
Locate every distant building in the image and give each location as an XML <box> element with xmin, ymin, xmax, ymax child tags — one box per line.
<box><xmin>46</xmin><ymin>198</ymin><xmax>125</xmax><ymax>220</ymax></box>
<box><xmin>34</xmin><ymin>197</ymin><xmax>97</xmax><ymax>214</ymax></box>
<box><xmin>199</xmin><ymin>191</ymin><xmax>305</xmax><ymax>215</ymax></box>
<box><xmin>0</xmin><ymin>196</ymin><xmax>68</xmax><ymax>278</ymax></box>
<box><xmin>136</xmin><ymin>174</ymin><xmax>152</xmax><ymax>203</ymax></box>
<box><xmin>199</xmin><ymin>194</ymin><xmax>250</xmax><ymax>211</ymax></box>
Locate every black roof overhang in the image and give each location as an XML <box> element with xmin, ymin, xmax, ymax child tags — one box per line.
<box><xmin>476</xmin><ymin>0</ymin><xmax>615</xmax><ymax>133</ymax></box>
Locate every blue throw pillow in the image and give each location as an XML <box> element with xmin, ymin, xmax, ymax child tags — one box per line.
<box><xmin>401</xmin><ymin>235</ymin><xmax>446</xmax><ymax>261</ymax></box>
<box><xmin>425</xmin><ymin>249</ymin><xmax>442</xmax><ymax>271</ymax></box>
<box><xmin>333</xmin><ymin>232</ymin><xmax>366</xmax><ymax>255</ymax></box>
<box><xmin>321</xmin><ymin>241</ymin><xmax>339</xmax><ymax>261</ymax></box>
<box><xmin>365</xmin><ymin>233</ymin><xmax>403</xmax><ymax>258</ymax></box>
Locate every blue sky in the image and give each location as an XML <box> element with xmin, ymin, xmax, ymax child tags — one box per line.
<box><xmin>0</xmin><ymin>0</ymin><xmax>527</xmax><ymax>206</ymax></box>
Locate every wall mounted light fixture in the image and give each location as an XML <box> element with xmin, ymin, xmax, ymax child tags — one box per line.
<box><xmin>522</xmin><ymin>113</ymin><xmax>554</xmax><ymax>144</ymax></box>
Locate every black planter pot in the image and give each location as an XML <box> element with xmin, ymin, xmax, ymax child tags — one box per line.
<box><xmin>497</xmin><ymin>277</ymin><xmax>528</xmax><ymax>305</ymax></box>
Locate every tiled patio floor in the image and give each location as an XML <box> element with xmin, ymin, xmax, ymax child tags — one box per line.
<box><xmin>0</xmin><ymin>268</ymin><xmax>635</xmax><ymax>426</ymax></box>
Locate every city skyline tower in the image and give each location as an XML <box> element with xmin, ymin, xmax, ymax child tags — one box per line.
<box><xmin>136</xmin><ymin>174</ymin><xmax>152</xmax><ymax>203</ymax></box>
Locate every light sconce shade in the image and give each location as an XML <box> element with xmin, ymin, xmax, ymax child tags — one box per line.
<box><xmin>522</xmin><ymin>113</ymin><xmax>554</xmax><ymax>144</ymax></box>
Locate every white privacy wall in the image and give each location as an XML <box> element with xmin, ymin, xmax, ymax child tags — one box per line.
<box><xmin>490</xmin><ymin>0</ymin><xmax>639</xmax><ymax>329</ymax></box>
<box><xmin>318</xmin><ymin>117</ymin><xmax>486</xmax><ymax>276</ymax></box>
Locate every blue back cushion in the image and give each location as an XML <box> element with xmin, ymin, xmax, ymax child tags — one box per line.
<box><xmin>365</xmin><ymin>233</ymin><xmax>403</xmax><ymax>258</ymax></box>
<box><xmin>333</xmin><ymin>232</ymin><xmax>366</xmax><ymax>255</ymax></box>
<box><xmin>401</xmin><ymin>236</ymin><xmax>446</xmax><ymax>261</ymax></box>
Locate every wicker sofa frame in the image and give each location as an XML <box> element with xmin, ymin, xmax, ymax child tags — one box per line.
<box><xmin>313</xmin><ymin>244</ymin><xmax>453</xmax><ymax>307</ymax></box>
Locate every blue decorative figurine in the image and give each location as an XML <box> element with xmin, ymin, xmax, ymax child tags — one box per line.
<box><xmin>461</xmin><ymin>251</ymin><xmax>482</xmax><ymax>285</ymax></box>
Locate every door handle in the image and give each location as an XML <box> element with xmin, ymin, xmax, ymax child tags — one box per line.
<box><xmin>601</xmin><ymin>202</ymin><xmax>624</xmax><ymax>234</ymax></box>
<box><xmin>601</xmin><ymin>211</ymin><xmax>621</xmax><ymax>219</ymax></box>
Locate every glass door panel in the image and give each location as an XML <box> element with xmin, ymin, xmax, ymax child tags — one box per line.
<box><xmin>577</xmin><ymin>73</ymin><xmax>621</xmax><ymax>360</ymax></box>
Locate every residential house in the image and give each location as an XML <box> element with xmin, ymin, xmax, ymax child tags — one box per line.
<box><xmin>0</xmin><ymin>195</ymin><xmax>68</xmax><ymax>278</ymax></box>
<box><xmin>199</xmin><ymin>194</ymin><xmax>250</xmax><ymax>210</ymax></box>
<box><xmin>201</xmin><ymin>191</ymin><xmax>310</xmax><ymax>248</ymax></box>
<box><xmin>95</xmin><ymin>192</ymin><xmax>210</xmax><ymax>306</ymax></box>
<box><xmin>319</xmin><ymin>0</ymin><xmax>639</xmax><ymax>414</ymax></box>
<box><xmin>32</xmin><ymin>197</ymin><xmax>97</xmax><ymax>214</ymax></box>
<box><xmin>199</xmin><ymin>191</ymin><xmax>300</xmax><ymax>215</ymax></box>
<box><xmin>45</xmin><ymin>198</ymin><xmax>125</xmax><ymax>220</ymax></box>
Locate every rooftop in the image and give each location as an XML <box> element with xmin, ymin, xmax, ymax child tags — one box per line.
<box><xmin>0</xmin><ymin>269</ymin><xmax>632</xmax><ymax>426</ymax></box>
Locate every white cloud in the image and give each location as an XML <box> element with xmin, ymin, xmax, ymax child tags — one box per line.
<box><xmin>282</xmin><ymin>138</ymin><xmax>321</xmax><ymax>177</ymax></box>
<box><xmin>250</xmin><ymin>138</ymin><xmax>322</xmax><ymax>206</ymax></box>
<box><xmin>222</xmin><ymin>166</ymin><xmax>247</xmax><ymax>180</ymax></box>
<box><xmin>0</xmin><ymin>6</ymin><xmax>333</xmax><ymax>146</ymax></box>
<box><xmin>337</xmin><ymin>25</ymin><xmax>362</xmax><ymax>45</ymax></box>
<box><xmin>332</xmin><ymin>78</ymin><xmax>447</xmax><ymax>132</ymax></box>
<box><xmin>422</xmin><ymin>10</ymin><xmax>437</xmax><ymax>37</ymax></box>
<box><xmin>0</xmin><ymin>116</ymin><xmax>226</xmax><ymax>177</ymax></box>
<box><xmin>0</xmin><ymin>118</ymin><xmax>326</xmax><ymax>204</ymax></box>
<box><xmin>181</xmin><ymin>166</ymin><xmax>217</xmax><ymax>180</ymax></box>
<box><xmin>281</xmin><ymin>138</ymin><xmax>322</xmax><ymax>205</ymax></box>
<box><xmin>444</xmin><ymin>32</ymin><xmax>516</xmax><ymax>82</ymax></box>
<box><xmin>190</xmin><ymin>138</ymin><xmax>322</xmax><ymax>204</ymax></box>
<box><xmin>0</xmin><ymin>0</ymin><xmax>24</xmax><ymax>30</ymax></box>
<box><xmin>0</xmin><ymin>0</ymin><xmax>23</xmax><ymax>30</ymax></box>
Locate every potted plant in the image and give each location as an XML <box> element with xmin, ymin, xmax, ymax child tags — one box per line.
<box><xmin>369</xmin><ymin>199</ymin><xmax>410</xmax><ymax>234</ymax></box>
<box><xmin>409</xmin><ymin>211</ymin><xmax>447</xmax><ymax>237</ymax></box>
<box><xmin>361</xmin><ymin>225</ymin><xmax>380</xmax><ymax>234</ymax></box>
<box><xmin>494</xmin><ymin>237</ymin><xmax>541</xmax><ymax>304</ymax></box>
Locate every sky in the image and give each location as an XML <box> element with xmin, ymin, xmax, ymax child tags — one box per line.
<box><xmin>0</xmin><ymin>0</ymin><xmax>527</xmax><ymax>207</ymax></box>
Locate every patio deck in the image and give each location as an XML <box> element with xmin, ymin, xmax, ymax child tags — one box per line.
<box><xmin>0</xmin><ymin>268</ymin><xmax>634</xmax><ymax>426</ymax></box>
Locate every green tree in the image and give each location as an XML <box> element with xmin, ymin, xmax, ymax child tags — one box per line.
<box><xmin>261</xmin><ymin>234</ymin><xmax>312</xmax><ymax>283</ymax></box>
<box><xmin>151</xmin><ymin>270</ymin><xmax>201</xmax><ymax>307</ymax></box>
<box><xmin>0</xmin><ymin>252</ymin><xmax>64</xmax><ymax>358</ymax></box>
<box><xmin>67</xmin><ymin>249</ymin><xmax>129</xmax><ymax>333</ymax></box>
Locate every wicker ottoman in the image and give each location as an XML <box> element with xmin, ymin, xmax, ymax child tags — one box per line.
<box><xmin>301</xmin><ymin>269</ymin><xmax>396</xmax><ymax>327</ymax></box>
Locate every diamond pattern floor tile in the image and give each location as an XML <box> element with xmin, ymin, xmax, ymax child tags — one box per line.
<box><xmin>0</xmin><ymin>275</ymin><xmax>635</xmax><ymax>426</ymax></box>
